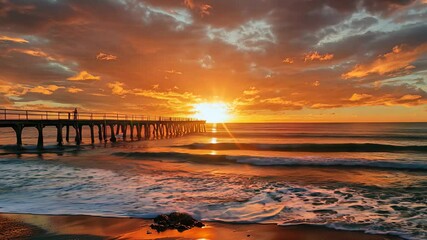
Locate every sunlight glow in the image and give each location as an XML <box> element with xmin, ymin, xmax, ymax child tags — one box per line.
<box><xmin>193</xmin><ymin>102</ymin><xmax>231</xmax><ymax>123</ymax></box>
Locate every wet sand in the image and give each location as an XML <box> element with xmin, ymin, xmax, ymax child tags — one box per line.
<box><xmin>0</xmin><ymin>213</ymin><xmax>402</xmax><ymax>240</ymax></box>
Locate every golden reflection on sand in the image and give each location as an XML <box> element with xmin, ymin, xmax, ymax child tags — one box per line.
<box><xmin>0</xmin><ymin>214</ymin><xmax>400</xmax><ymax>240</ymax></box>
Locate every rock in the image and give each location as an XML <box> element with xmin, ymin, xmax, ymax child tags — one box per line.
<box><xmin>146</xmin><ymin>230</ymin><xmax>152</xmax><ymax>234</ymax></box>
<box><xmin>150</xmin><ymin>212</ymin><xmax>205</xmax><ymax>232</ymax></box>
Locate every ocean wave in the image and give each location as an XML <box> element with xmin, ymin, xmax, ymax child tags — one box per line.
<box><xmin>112</xmin><ymin>151</ymin><xmax>427</xmax><ymax>171</ymax></box>
<box><xmin>207</xmin><ymin>132</ymin><xmax>427</xmax><ymax>141</ymax></box>
<box><xmin>175</xmin><ymin>142</ymin><xmax>427</xmax><ymax>153</ymax></box>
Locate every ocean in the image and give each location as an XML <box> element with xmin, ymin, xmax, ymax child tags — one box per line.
<box><xmin>0</xmin><ymin>123</ymin><xmax>426</xmax><ymax>239</ymax></box>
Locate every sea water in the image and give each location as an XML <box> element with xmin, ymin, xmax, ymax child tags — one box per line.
<box><xmin>0</xmin><ymin>123</ymin><xmax>426</xmax><ymax>239</ymax></box>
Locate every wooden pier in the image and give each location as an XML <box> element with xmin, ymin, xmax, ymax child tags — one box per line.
<box><xmin>0</xmin><ymin>109</ymin><xmax>206</xmax><ymax>149</ymax></box>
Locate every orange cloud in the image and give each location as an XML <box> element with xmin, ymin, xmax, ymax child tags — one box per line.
<box><xmin>310</xmin><ymin>103</ymin><xmax>342</xmax><ymax>109</ymax></box>
<box><xmin>313</xmin><ymin>81</ymin><xmax>320</xmax><ymax>87</ymax></box>
<box><xmin>282</xmin><ymin>58</ymin><xmax>294</xmax><ymax>64</ymax></box>
<box><xmin>243</xmin><ymin>87</ymin><xmax>260</xmax><ymax>96</ymax></box>
<box><xmin>107</xmin><ymin>81</ymin><xmax>128</xmax><ymax>96</ymax></box>
<box><xmin>9</xmin><ymin>48</ymin><xmax>54</xmax><ymax>60</ymax></box>
<box><xmin>96</xmin><ymin>52</ymin><xmax>117</xmax><ymax>61</ymax></box>
<box><xmin>349</xmin><ymin>93</ymin><xmax>373</xmax><ymax>101</ymax></box>
<box><xmin>304</xmin><ymin>51</ymin><xmax>334</xmax><ymax>62</ymax></box>
<box><xmin>67</xmin><ymin>71</ymin><xmax>100</xmax><ymax>81</ymax></box>
<box><xmin>343</xmin><ymin>44</ymin><xmax>427</xmax><ymax>79</ymax></box>
<box><xmin>0</xmin><ymin>35</ymin><xmax>28</xmax><ymax>43</ymax></box>
<box><xmin>29</xmin><ymin>85</ymin><xmax>63</xmax><ymax>95</ymax></box>
<box><xmin>200</xmin><ymin>4</ymin><xmax>212</xmax><ymax>16</ymax></box>
<box><xmin>184</xmin><ymin>0</ymin><xmax>212</xmax><ymax>16</ymax></box>
<box><xmin>107</xmin><ymin>81</ymin><xmax>200</xmax><ymax>106</ymax></box>
<box><xmin>0</xmin><ymin>80</ymin><xmax>28</xmax><ymax>97</ymax></box>
<box><xmin>183</xmin><ymin>0</ymin><xmax>195</xmax><ymax>9</ymax></box>
<box><xmin>67</xmin><ymin>87</ymin><xmax>83</xmax><ymax>93</ymax></box>
<box><xmin>346</xmin><ymin>93</ymin><xmax>425</xmax><ymax>107</ymax></box>
<box><xmin>165</xmin><ymin>70</ymin><xmax>183</xmax><ymax>75</ymax></box>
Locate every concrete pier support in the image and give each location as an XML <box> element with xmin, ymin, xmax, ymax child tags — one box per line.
<box><xmin>103</xmin><ymin>123</ymin><xmax>107</xmax><ymax>142</ymax></box>
<box><xmin>66</xmin><ymin>125</ymin><xmax>70</xmax><ymax>142</ymax></box>
<box><xmin>13</xmin><ymin>125</ymin><xmax>23</xmax><ymax>149</ymax></box>
<box><xmin>79</xmin><ymin>125</ymin><xmax>83</xmax><ymax>141</ymax></box>
<box><xmin>124</xmin><ymin>124</ymin><xmax>128</xmax><ymax>140</ymax></box>
<box><xmin>36</xmin><ymin>124</ymin><xmax>44</xmax><ymax>149</ymax></box>
<box><xmin>56</xmin><ymin>124</ymin><xmax>63</xmax><ymax>146</ymax></box>
<box><xmin>136</xmin><ymin>124</ymin><xmax>142</xmax><ymax>140</ymax></box>
<box><xmin>145</xmin><ymin>124</ymin><xmax>150</xmax><ymax>139</ymax></box>
<box><xmin>130</xmin><ymin>124</ymin><xmax>134</xmax><ymax>140</ymax></box>
<box><xmin>116</xmin><ymin>124</ymin><xmax>120</xmax><ymax>135</ymax></box>
<box><xmin>75</xmin><ymin>125</ymin><xmax>81</xmax><ymax>145</ymax></box>
<box><xmin>90</xmin><ymin>124</ymin><xmax>95</xmax><ymax>144</ymax></box>
<box><xmin>97</xmin><ymin>124</ymin><xmax>103</xmax><ymax>141</ymax></box>
<box><xmin>109</xmin><ymin>124</ymin><xmax>116</xmax><ymax>142</ymax></box>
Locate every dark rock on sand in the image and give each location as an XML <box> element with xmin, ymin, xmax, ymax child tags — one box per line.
<box><xmin>150</xmin><ymin>212</ymin><xmax>205</xmax><ymax>232</ymax></box>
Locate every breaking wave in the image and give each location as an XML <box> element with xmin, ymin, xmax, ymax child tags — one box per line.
<box><xmin>175</xmin><ymin>142</ymin><xmax>427</xmax><ymax>153</ymax></box>
<box><xmin>113</xmin><ymin>151</ymin><xmax>427</xmax><ymax>171</ymax></box>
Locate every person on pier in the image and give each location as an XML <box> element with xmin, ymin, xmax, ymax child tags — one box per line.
<box><xmin>73</xmin><ymin>108</ymin><xmax>78</xmax><ymax>120</ymax></box>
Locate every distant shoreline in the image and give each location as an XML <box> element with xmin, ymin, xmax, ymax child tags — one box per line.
<box><xmin>0</xmin><ymin>212</ymin><xmax>402</xmax><ymax>240</ymax></box>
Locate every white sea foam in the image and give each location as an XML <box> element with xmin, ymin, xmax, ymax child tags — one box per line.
<box><xmin>231</xmin><ymin>155</ymin><xmax>427</xmax><ymax>170</ymax></box>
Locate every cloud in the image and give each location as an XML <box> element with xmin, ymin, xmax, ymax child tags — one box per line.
<box><xmin>207</xmin><ymin>20</ymin><xmax>276</xmax><ymax>52</ymax></box>
<box><xmin>304</xmin><ymin>51</ymin><xmax>334</xmax><ymax>62</ymax></box>
<box><xmin>96</xmin><ymin>52</ymin><xmax>117</xmax><ymax>61</ymax></box>
<box><xmin>199</xmin><ymin>4</ymin><xmax>212</xmax><ymax>17</ymax></box>
<box><xmin>107</xmin><ymin>81</ymin><xmax>128</xmax><ymax>96</ymax></box>
<box><xmin>313</xmin><ymin>80</ymin><xmax>320</xmax><ymax>87</ymax></box>
<box><xmin>67</xmin><ymin>71</ymin><xmax>101</xmax><ymax>81</ymax></box>
<box><xmin>347</xmin><ymin>94</ymin><xmax>426</xmax><ymax>106</ymax></box>
<box><xmin>165</xmin><ymin>70</ymin><xmax>183</xmax><ymax>75</ymax></box>
<box><xmin>107</xmin><ymin>81</ymin><xmax>201</xmax><ymax>106</ymax></box>
<box><xmin>184</xmin><ymin>0</ymin><xmax>212</xmax><ymax>17</ymax></box>
<box><xmin>0</xmin><ymin>95</ymin><xmax>11</xmax><ymax>107</ymax></box>
<box><xmin>125</xmin><ymin>1</ymin><xmax>193</xmax><ymax>31</ymax></box>
<box><xmin>29</xmin><ymin>85</ymin><xmax>63</xmax><ymax>95</ymax></box>
<box><xmin>183</xmin><ymin>0</ymin><xmax>196</xmax><ymax>9</ymax></box>
<box><xmin>0</xmin><ymin>35</ymin><xmax>28</xmax><ymax>43</ymax></box>
<box><xmin>343</xmin><ymin>44</ymin><xmax>427</xmax><ymax>79</ymax></box>
<box><xmin>199</xmin><ymin>55</ymin><xmax>214</xmax><ymax>69</ymax></box>
<box><xmin>242</xmin><ymin>97</ymin><xmax>304</xmax><ymax>111</ymax></box>
<box><xmin>234</xmin><ymin>88</ymin><xmax>303</xmax><ymax>112</ymax></box>
<box><xmin>0</xmin><ymin>80</ymin><xmax>28</xmax><ymax>97</ymax></box>
<box><xmin>282</xmin><ymin>58</ymin><xmax>294</xmax><ymax>64</ymax></box>
<box><xmin>243</xmin><ymin>87</ymin><xmax>260</xmax><ymax>96</ymax></box>
<box><xmin>310</xmin><ymin>103</ymin><xmax>343</xmax><ymax>109</ymax></box>
<box><xmin>349</xmin><ymin>93</ymin><xmax>373</xmax><ymax>101</ymax></box>
<box><xmin>67</xmin><ymin>87</ymin><xmax>83</xmax><ymax>93</ymax></box>
<box><xmin>8</xmin><ymin>48</ymin><xmax>54</xmax><ymax>60</ymax></box>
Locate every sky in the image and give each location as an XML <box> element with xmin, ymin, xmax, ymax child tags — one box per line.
<box><xmin>0</xmin><ymin>0</ymin><xmax>426</xmax><ymax>122</ymax></box>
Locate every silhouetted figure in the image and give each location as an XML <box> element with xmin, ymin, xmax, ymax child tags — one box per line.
<box><xmin>73</xmin><ymin>108</ymin><xmax>78</xmax><ymax>120</ymax></box>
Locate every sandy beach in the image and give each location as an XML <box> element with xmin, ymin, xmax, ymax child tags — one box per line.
<box><xmin>0</xmin><ymin>213</ymin><xmax>402</xmax><ymax>240</ymax></box>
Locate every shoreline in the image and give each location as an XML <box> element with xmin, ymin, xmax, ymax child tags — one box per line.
<box><xmin>0</xmin><ymin>212</ymin><xmax>403</xmax><ymax>240</ymax></box>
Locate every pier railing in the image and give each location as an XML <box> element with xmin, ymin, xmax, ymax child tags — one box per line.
<box><xmin>0</xmin><ymin>108</ymin><xmax>197</xmax><ymax>121</ymax></box>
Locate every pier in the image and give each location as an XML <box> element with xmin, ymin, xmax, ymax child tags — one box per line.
<box><xmin>0</xmin><ymin>109</ymin><xmax>206</xmax><ymax>149</ymax></box>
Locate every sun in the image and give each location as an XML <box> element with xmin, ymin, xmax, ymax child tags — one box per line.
<box><xmin>193</xmin><ymin>102</ymin><xmax>231</xmax><ymax>123</ymax></box>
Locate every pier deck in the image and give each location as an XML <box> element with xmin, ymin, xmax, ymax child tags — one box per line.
<box><xmin>0</xmin><ymin>109</ymin><xmax>206</xmax><ymax>149</ymax></box>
